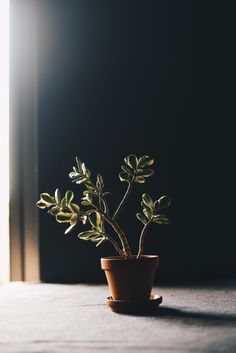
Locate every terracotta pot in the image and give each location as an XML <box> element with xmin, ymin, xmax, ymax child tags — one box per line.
<box><xmin>101</xmin><ymin>255</ymin><xmax>159</xmax><ymax>301</ymax></box>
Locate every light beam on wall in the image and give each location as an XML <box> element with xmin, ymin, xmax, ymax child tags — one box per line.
<box><xmin>0</xmin><ymin>0</ymin><xmax>10</xmax><ymax>283</ymax></box>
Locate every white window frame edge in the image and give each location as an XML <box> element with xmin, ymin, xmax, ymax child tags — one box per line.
<box><xmin>10</xmin><ymin>0</ymin><xmax>39</xmax><ymax>281</ymax></box>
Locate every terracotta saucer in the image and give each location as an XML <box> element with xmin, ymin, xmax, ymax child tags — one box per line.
<box><xmin>105</xmin><ymin>294</ymin><xmax>162</xmax><ymax>314</ymax></box>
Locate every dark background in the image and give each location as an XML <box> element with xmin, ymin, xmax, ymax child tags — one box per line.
<box><xmin>35</xmin><ymin>0</ymin><xmax>235</xmax><ymax>283</ymax></box>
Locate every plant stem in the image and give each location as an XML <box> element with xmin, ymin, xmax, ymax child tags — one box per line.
<box><xmin>98</xmin><ymin>231</ymin><xmax>123</xmax><ymax>256</ymax></box>
<box><xmin>113</xmin><ymin>182</ymin><xmax>133</xmax><ymax>221</ymax></box>
<box><xmin>83</xmin><ymin>176</ymin><xmax>131</xmax><ymax>257</ymax></box>
<box><xmin>104</xmin><ymin>234</ymin><xmax>124</xmax><ymax>256</ymax></box>
<box><xmin>98</xmin><ymin>196</ymin><xmax>103</xmax><ymax>213</ymax></box>
<box><xmin>99</xmin><ymin>195</ymin><xmax>109</xmax><ymax>215</ymax></box>
<box><xmin>88</xmin><ymin>201</ymin><xmax>129</xmax><ymax>257</ymax></box>
<box><xmin>104</xmin><ymin>215</ymin><xmax>132</xmax><ymax>258</ymax></box>
<box><xmin>136</xmin><ymin>219</ymin><xmax>152</xmax><ymax>259</ymax></box>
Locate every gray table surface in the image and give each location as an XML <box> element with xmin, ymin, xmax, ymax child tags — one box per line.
<box><xmin>0</xmin><ymin>281</ymin><xmax>236</xmax><ymax>353</ymax></box>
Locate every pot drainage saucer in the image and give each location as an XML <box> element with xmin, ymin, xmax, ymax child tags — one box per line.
<box><xmin>105</xmin><ymin>294</ymin><xmax>162</xmax><ymax>314</ymax></box>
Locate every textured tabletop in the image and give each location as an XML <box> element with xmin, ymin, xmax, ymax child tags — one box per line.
<box><xmin>0</xmin><ymin>281</ymin><xmax>236</xmax><ymax>353</ymax></box>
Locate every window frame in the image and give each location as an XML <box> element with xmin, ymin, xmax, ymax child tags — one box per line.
<box><xmin>10</xmin><ymin>0</ymin><xmax>39</xmax><ymax>281</ymax></box>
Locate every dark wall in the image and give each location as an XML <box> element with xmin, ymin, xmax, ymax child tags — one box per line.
<box><xmin>37</xmin><ymin>0</ymin><xmax>236</xmax><ymax>283</ymax></box>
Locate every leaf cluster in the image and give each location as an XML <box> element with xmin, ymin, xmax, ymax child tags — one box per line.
<box><xmin>79</xmin><ymin>211</ymin><xmax>106</xmax><ymax>247</ymax></box>
<box><xmin>37</xmin><ymin>158</ymin><xmax>109</xmax><ymax>246</ymax></box>
<box><xmin>36</xmin><ymin>189</ymin><xmax>84</xmax><ymax>235</ymax></box>
<box><xmin>119</xmin><ymin>154</ymin><xmax>154</xmax><ymax>184</ymax></box>
<box><xmin>136</xmin><ymin>194</ymin><xmax>171</xmax><ymax>225</ymax></box>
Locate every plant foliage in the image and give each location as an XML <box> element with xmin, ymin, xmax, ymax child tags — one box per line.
<box><xmin>36</xmin><ymin>154</ymin><xmax>171</xmax><ymax>258</ymax></box>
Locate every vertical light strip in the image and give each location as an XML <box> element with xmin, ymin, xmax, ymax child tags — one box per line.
<box><xmin>0</xmin><ymin>0</ymin><xmax>10</xmax><ymax>283</ymax></box>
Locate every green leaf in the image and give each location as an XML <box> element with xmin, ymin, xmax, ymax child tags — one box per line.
<box><xmin>88</xmin><ymin>211</ymin><xmax>102</xmax><ymax>231</ymax></box>
<box><xmin>119</xmin><ymin>171</ymin><xmax>132</xmax><ymax>182</ymax></box>
<box><xmin>96</xmin><ymin>174</ymin><xmax>104</xmax><ymax>191</ymax></box>
<box><xmin>152</xmin><ymin>214</ymin><xmax>170</xmax><ymax>224</ymax></box>
<box><xmin>85</xmin><ymin>169</ymin><xmax>91</xmax><ymax>178</ymax></box>
<box><xmin>40</xmin><ymin>193</ymin><xmax>55</xmax><ymax>205</ymax></box>
<box><xmin>60</xmin><ymin>197</ymin><xmax>67</xmax><ymax>209</ymax></box>
<box><xmin>68</xmin><ymin>203</ymin><xmax>80</xmax><ymax>213</ymax></box>
<box><xmin>137</xmin><ymin>169</ymin><xmax>154</xmax><ymax>178</ymax></box>
<box><xmin>48</xmin><ymin>205</ymin><xmax>61</xmax><ymax>216</ymax></box>
<box><xmin>90</xmin><ymin>236</ymin><xmax>103</xmax><ymax>242</ymax></box>
<box><xmin>36</xmin><ymin>201</ymin><xmax>48</xmax><ymax>209</ymax></box>
<box><xmin>156</xmin><ymin>196</ymin><xmax>171</xmax><ymax>210</ymax></box>
<box><xmin>83</xmin><ymin>190</ymin><xmax>96</xmax><ymax>199</ymax></box>
<box><xmin>69</xmin><ymin>171</ymin><xmax>78</xmax><ymax>179</ymax></box>
<box><xmin>143</xmin><ymin>208</ymin><xmax>152</xmax><ymax>220</ymax></box>
<box><xmin>142</xmin><ymin>193</ymin><xmax>154</xmax><ymax>209</ymax></box>
<box><xmin>85</xmin><ymin>180</ymin><xmax>95</xmax><ymax>188</ymax></box>
<box><xmin>80</xmin><ymin>215</ymin><xmax>88</xmax><ymax>224</ymax></box>
<box><xmin>81</xmin><ymin>195</ymin><xmax>94</xmax><ymax>206</ymax></box>
<box><xmin>65</xmin><ymin>190</ymin><xmax>74</xmax><ymax>206</ymax></box>
<box><xmin>141</xmin><ymin>201</ymin><xmax>152</xmax><ymax>212</ymax></box>
<box><xmin>64</xmin><ymin>223</ymin><xmax>76</xmax><ymax>235</ymax></box>
<box><xmin>56</xmin><ymin>212</ymin><xmax>73</xmax><ymax>223</ymax></box>
<box><xmin>78</xmin><ymin>230</ymin><xmax>99</xmax><ymax>240</ymax></box>
<box><xmin>134</xmin><ymin>176</ymin><xmax>145</xmax><ymax>183</ymax></box>
<box><xmin>70</xmin><ymin>213</ymin><xmax>78</xmax><ymax>225</ymax></box>
<box><xmin>81</xmin><ymin>200</ymin><xmax>91</xmax><ymax>206</ymax></box>
<box><xmin>138</xmin><ymin>155</ymin><xmax>155</xmax><ymax>168</ymax></box>
<box><xmin>75</xmin><ymin>178</ymin><xmax>86</xmax><ymax>184</ymax></box>
<box><xmin>124</xmin><ymin>154</ymin><xmax>138</xmax><ymax>169</ymax></box>
<box><xmin>136</xmin><ymin>213</ymin><xmax>148</xmax><ymax>225</ymax></box>
<box><xmin>121</xmin><ymin>165</ymin><xmax>135</xmax><ymax>175</ymax></box>
<box><xmin>81</xmin><ymin>162</ymin><xmax>87</xmax><ymax>175</ymax></box>
<box><xmin>95</xmin><ymin>237</ymin><xmax>106</xmax><ymax>247</ymax></box>
<box><xmin>54</xmin><ymin>189</ymin><xmax>61</xmax><ymax>204</ymax></box>
<box><xmin>75</xmin><ymin>157</ymin><xmax>83</xmax><ymax>172</ymax></box>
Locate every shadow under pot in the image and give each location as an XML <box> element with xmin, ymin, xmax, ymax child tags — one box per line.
<box><xmin>101</xmin><ymin>255</ymin><xmax>159</xmax><ymax>302</ymax></box>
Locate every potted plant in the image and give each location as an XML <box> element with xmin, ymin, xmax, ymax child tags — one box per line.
<box><xmin>36</xmin><ymin>154</ymin><xmax>171</xmax><ymax>313</ymax></box>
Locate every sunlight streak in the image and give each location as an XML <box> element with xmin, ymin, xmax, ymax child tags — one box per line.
<box><xmin>0</xmin><ymin>0</ymin><xmax>10</xmax><ymax>283</ymax></box>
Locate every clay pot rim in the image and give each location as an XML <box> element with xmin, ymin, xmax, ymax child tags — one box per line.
<box><xmin>101</xmin><ymin>255</ymin><xmax>159</xmax><ymax>261</ymax></box>
<box><xmin>101</xmin><ymin>255</ymin><xmax>159</xmax><ymax>270</ymax></box>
